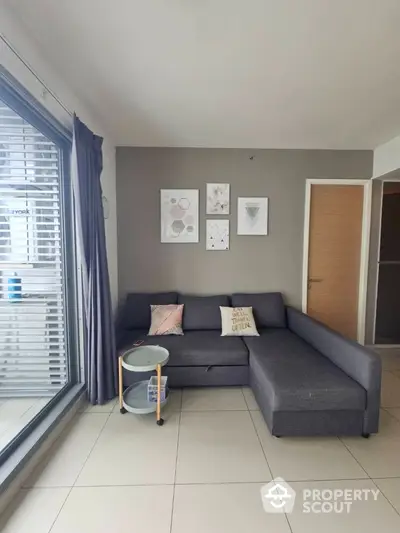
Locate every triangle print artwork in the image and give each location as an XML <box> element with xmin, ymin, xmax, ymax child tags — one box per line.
<box><xmin>245</xmin><ymin>203</ymin><xmax>260</xmax><ymax>226</ymax></box>
<box><xmin>238</xmin><ymin>197</ymin><xmax>268</xmax><ymax>235</ymax></box>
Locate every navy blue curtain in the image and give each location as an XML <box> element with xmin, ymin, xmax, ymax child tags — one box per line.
<box><xmin>73</xmin><ymin>115</ymin><xmax>117</xmax><ymax>404</ymax></box>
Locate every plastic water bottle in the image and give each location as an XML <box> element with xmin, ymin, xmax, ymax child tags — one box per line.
<box><xmin>7</xmin><ymin>273</ymin><xmax>22</xmax><ymax>301</ymax></box>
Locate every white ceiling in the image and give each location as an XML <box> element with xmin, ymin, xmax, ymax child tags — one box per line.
<box><xmin>4</xmin><ymin>0</ymin><xmax>400</xmax><ymax>149</ymax></box>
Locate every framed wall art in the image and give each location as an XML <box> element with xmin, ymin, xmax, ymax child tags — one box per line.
<box><xmin>237</xmin><ymin>197</ymin><xmax>268</xmax><ymax>235</ymax></box>
<box><xmin>160</xmin><ymin>189</ymin><xmax>199</xmax><ymax>243</ymax></box>
<box><xmin>206</xmin><ymin>219</ymin><xmax>229</xmax><ymax>250</ymax></box>
<box><xmin>206</xmin><ymin>183</ymin><xmax>230</xmax><ymax>215</ymax></box>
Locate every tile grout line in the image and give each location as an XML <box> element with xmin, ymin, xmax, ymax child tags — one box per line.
<box><xmin>370</xmin><ymin>478</ymin><xmax>400</xmax><ymax>519</ymax></box>
<box><xmin>31</xmin><ymin>475</ymin><xmax>400</xmax><ymax>489</ymax></box>
<box><xmin>70</xmin><ymin>410</ymin><xmax>113</xmax><ymax>486</ymax></box>
<box><xmin>47</xmin><ymin>488</ymin><xmax>73</xmax><ymax>532</ymax></box>
<box><xmin>351</xmin><ymin>406</ymin><xmax>400</xmax><ymax>519</ymax></box>
<box><xmin>18</xmin><ymin>392</ymin><xmax>400</xmax><ymax>530</ymax></box>
<box><xmin>387</xmin><ymin>369</ymin><xmax>400</xmax><ymax>380</ymax></box>
<box><xmin>338</xmin><ymin>434</ymin><xmax>400</xmax><ymax>519</ymax></box>
<box><xmin>245</xmin><ymin>400</ymin><xmax>400</xmax><ymax>531</ymax></box>
<box><xmin>284</xmin><ymin>510</ymin><xmax>294</xmax><ymax>532</ymax></box>
<box><xmin>240</xmin><ymin>387</ymin><xmax>250</xmax><ymax>411</ymax></box>
<box><xmin>338</xmin><ymin>435</ymin><xmax>373</xmax><ymax>482</ymax></box>
<box><xmin>169</xmin><ymin>392</ymin><xmax>183</xmax><ymax>533</ymax></box>
<box><xmin>247</xmin><ymin>409</ymin><xmax>294</xmax><ymax>533</ymax></box>
<box><xmin>47</xmin><ymin>409</ymin><xmax>112</xmax><ymax>533</ymax></box>
<box><xmin>179</xmin><ymin>408</ymin><xmax>250</xmax><ymax>412</ymax></box>
<box><xmin>382</xmin><ymin>408</ymin><xmax>400</xmax><ymax>424</ymax></box>
<box><xmin>22</xmin><ymin>407</ymin><xmax>96</xmax><ymax>490</ymax></box>
<box><xmin>247</xmin><ymin>411</ymin><xmax>274</xmax><ymax>478</ymax></box>
<box><xmin>382</xmin><ymin>407</ymin><xmax>400</xmax><ymax>418</ymax></box>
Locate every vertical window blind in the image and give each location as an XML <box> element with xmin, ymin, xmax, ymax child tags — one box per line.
<box><xmin>0</xmin><ymin>98</ymin><xmax>67</xmax><ymax>396</ymax></box>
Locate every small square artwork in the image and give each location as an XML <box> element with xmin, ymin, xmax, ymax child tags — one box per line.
<box><xmin>206</xmin><ymin>219</ymin><xmax>229</xmax><ymax>250</ymax></box>
<box><xmin>237</xmin><ymin>197</ymin><xmax>268</xmax><ymax>235</ymax></box>
<box><xmin>206</xmin><ymin>183</ymin><xmax>230</xmax><ymax>215</ymax></box>
<box><xmin>160</xmin><ymin>189</ymin><xmax>199</xmax><ymax>243</ymax></box>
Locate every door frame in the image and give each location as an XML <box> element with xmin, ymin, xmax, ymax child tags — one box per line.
<box><xmin>302</xmin><ymin>179</ymin><xmax>372</xmax><ymax>345</ymax></box>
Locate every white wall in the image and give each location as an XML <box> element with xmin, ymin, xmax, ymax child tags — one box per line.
<box><xmin>0</xmin><ymin>5</ymin><xmax>118</xmax><ymax>309</ymax></box>
<box><xmin>373</xmin><ymin>134</ymin><xmax>400</xmax><ymax>179</ymax></box>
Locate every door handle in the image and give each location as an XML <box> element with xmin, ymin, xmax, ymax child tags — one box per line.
<box><xmin>308</xmin><ymin>278</ymin><xmax>323</xmax><ymax>290</ymax></box>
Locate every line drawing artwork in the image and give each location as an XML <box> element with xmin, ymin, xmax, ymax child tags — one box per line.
<box><xmin>206</xmin><ymin>219</ymin><xmax>229</xmax><ymax>250</ymax></box>
<box><xmin>206</xmin><ymin>183</ymin><xmax>230</xmax><ymax>215</ymax></box>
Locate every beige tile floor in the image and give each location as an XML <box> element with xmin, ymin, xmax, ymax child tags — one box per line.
<box><xmin>2</xmin><ymin>349</ymin><xmax>400</xmax><ymax>532</ymax></box>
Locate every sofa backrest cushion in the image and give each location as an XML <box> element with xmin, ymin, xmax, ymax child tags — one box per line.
<box><xmin>231</xmin><ymin>292</ymin><xmax>286</xmax><ymax>328</ymax></box>
<box><xmin>178</xmin><ymin>294</ymin><xmax>230</xmax><ymax>330</ymax></box>
<box><xmin>121</xmin><ymin>292</ymin><xmax>178</xmax><ymax>330</ymax></box>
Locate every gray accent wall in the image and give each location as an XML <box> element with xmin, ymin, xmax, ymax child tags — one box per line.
<box><xmin>116</xmin><ymin>148</ymin><xmax>373</xmax><ymax>307</ymax></box>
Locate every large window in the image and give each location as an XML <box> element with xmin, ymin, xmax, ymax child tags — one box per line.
<box><xmin>0</xmin><ymin>71</ymin><xmax>78</xmax><ymax>458</ymax></box>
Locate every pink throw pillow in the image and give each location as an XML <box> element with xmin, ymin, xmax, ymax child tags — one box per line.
<box><xmin>148</xmin><ymin>304</ymin><xmax>184</xmax><ymax>335</ymax></box>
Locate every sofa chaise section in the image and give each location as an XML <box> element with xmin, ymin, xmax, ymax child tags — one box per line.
<box><xmin>286</xmin><ymin>306</ymin><xmax>381</xmax><ymax>436</ymax></box>
<box><xmin>245</xmin><ymin>307</ymin><xmax>381</xmax><ymax>437</ymax></box>
<box><xmin>246</xmin><ymin>329</ymin><xmax>367</xmax><ymax>436</ymax></box>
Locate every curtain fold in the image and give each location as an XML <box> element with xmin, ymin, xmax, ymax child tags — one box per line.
<box><xmin>72</xmin><ymin>114</ymin><xmax>117</xmax><ymax>404</ymax></box>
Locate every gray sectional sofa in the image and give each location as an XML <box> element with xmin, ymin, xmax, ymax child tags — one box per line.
<box><xmin>116</xmin><ymin>292</ymin><xmax>381</xmax><ymax>437</ymax></box>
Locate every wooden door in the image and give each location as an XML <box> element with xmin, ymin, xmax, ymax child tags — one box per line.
<box><xmin>307</xmin><ymin>184</ymin><xmax>364</xmax><ymax>340</ymax></box>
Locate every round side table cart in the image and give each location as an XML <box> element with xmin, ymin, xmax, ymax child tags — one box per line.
<box><xmin>118</xmin><ymin>345</ymin><xmax>169</xmax><ymax>426</ymax></box>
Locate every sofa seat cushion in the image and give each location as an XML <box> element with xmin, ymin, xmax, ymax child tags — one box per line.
<box><xmin>246</xmin><ymin>329</ymin><xmax>366</xmax><ymax>412</ymax></box>
<box><xmin>119</xmin><ymin>330</ymin><xmax>249</xmax><ymax>366</ymax></box>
